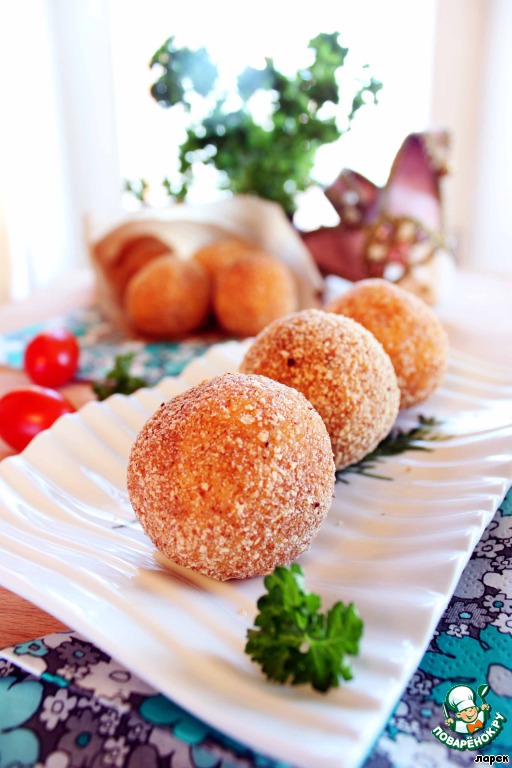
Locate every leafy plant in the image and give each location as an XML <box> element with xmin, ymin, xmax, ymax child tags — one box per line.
<box><xmin>143</xmin><ymin>32</ymin><xmax>382</xmax><ymax>216</ymax></box>
<box><xmin>337</xmin><ymin>416</ymin><xmax>445</xmax><ymax>482</ymax></box>
<box><xmin>245</xmin><ymin>563</ymin><xmax>363</xmax><ymax>692</ymax></box>
<box><xmin>92</xmin><ymin>353</ymin><xmax>148</xmax><ymax>401</ymax></box>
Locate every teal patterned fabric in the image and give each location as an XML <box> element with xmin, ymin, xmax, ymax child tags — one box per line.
<box><xmin>0</xmin><ymin>306</ymin><xmax>212</xmax><ymax>384</ymax></box>
<box><xmin>0</xmin><ymin>306</ymin><xmax>510</xmax><ymax>767</ymax></box>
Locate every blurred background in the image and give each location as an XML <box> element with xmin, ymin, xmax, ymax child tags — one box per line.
<box><xmin>0</xmin><ymin>0</ymin><xmax>509</xmax><ymax>302</ymax></box>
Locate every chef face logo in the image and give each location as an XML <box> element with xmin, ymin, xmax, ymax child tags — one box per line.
<box><xmin>431</xmin><ymin>684</ymin><xmax>507</xmax><ymax>751</ymax></box>
<box><xmin>456</xmin><ymin>704</ymin><xmax>481</xmax><ymax>728</ymax></box>
<box><xmin>445</xmin><ymin>684</ymin><xmax>490</xmax><ymax>734</ymax></box>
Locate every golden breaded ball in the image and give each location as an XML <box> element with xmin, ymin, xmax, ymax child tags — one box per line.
<box><xmin>124</xmin><ymin>255</ymin><xmax>210</xmax><ymax>338</ymax></box>
<box><xmin>127</xmin><ymin>372</ymin><xmax>335</xmax><ymax>581</ymax></box>
<box><xmin>106</xmin><ymin>235</ymin><xmax>173</xmax><ymax>301</ymax></box>
<box><xmin>213</xmin><ymin>254</ymin><xmax>298</xmax><ymax>337</ymax></box>
<box><xmin>192</xmin><ymin>238</ymin><xmax>259</xmax><ymax>281</ymax></box>
<box><xmin>325</xmin><ymin>278</ymin><xmax>449</xmax><ymax>410</ymax></box>
<box><xmin>240</xmin><ymin>309</ymin><xmax>400</xmax><ymax>470</ymax></box>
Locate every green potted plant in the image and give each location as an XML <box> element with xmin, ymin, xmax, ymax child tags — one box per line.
<box><xmin>126</xmin><ymin>32</ymin><xmax>382</xmax><ymax>219</ymax></box>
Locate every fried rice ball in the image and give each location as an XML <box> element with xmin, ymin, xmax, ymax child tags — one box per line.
<box><xmin>106</xmin><ymin>235</ymin><xmax>173</xmax><ymax>301</ymax></box>
<box><xmin>192</xmin><ymin>237</ymin><xmax>259</xmax><ymax>281</ymax></box>
<box><xmin>127</xmin><ymin>372</ymin><xmax>335</xmax><ymax>581</ymax></box>
<box><xmin>213</xmin><ymin>253</ymin><xmax>298</xmax><ymax>337</ymax></box>
<box><xmin>124</xmin><ymin>255</ymin><xmax>211</xmax><ymax>338</ymax></box>
<box><xmin>325</xmin><ymin>278</ymin><xmax>449</xmax><ymax>410</ymax></box>
<box><xmin>240</xmin><ymin>309</ymin><xmax>400</xmax><ymax>470</ymax></box>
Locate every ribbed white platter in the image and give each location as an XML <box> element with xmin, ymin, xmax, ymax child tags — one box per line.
<box><xmin>0</xmin><ymin>340</ymin><xmax>511</xmax><ymax>768</ymax></box>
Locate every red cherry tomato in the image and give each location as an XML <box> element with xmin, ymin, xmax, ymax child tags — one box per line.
<box><xmin>24</xmin><ymin>328</ymin><xmax>80</xmax><ymax>387</ymax></box>
<box><xmin>0</xmin><ymin>387</ymin><xmax>75</xmax><ymax>452</ymax></box>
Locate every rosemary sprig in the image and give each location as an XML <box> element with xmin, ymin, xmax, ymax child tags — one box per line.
<box><xmin>336</xmin><ymin>415</ymin><xmax>445</xmax><ymax>482</ymax></box>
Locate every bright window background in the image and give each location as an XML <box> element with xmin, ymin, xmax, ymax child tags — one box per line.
<box><xmin>1</xmin><ymin>0</ymin><xmax>510</xmax><ymax>303</ymax></box>
<box><xmin>108</xmin><ymin>0</ymin><xmax>438</xmax><ymax>226</ymax></box>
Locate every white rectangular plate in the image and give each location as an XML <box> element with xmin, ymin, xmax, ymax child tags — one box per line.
<box><xmin>0</xmin><ymin>339</ymin><xmax>511</xmax><ymax>768</ymax></box>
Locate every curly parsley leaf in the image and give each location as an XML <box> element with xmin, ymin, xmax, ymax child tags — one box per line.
<box><xmin>245</xmin><ymin>563</ymin><xmax>363</xmax><ymax>693</ymax></box>
<box><xmin>92</xmin><ymin>353</ymin><xmax>149</xmax><ymax>401</ymax></box>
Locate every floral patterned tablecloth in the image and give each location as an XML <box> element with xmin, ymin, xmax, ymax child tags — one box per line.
<box><xmin>0</xmin><ymin>307</ymin><xmax>510</xmax><ymax>768</ymax></box>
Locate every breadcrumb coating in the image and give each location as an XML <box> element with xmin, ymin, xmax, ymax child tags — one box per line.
<box><xmin>127</xmin><ymin>372</ymin><xmax>335</xmax><ymax>581</ymax></box>
<box><xmin>213</xmin><ymin>254</ymin><xmax>298</xmax><ymax>337</ymax></box>
<box><xmin>192</xmin><ymin>238</ymin><xmax>260</xmax><ymax>281</ymax></box>
<box><xmin>106</xmin><ymin>235</ymin><xmax>173</xmax><ymax>301</ymax></box>
<box><xmin>325</xmin><ymin>278</ymin><xmax>449</xmax><ymax>410</ymax></box>
<box><xmin>240</xmin><ymin>309</ymin><xmax>400</xmax><ymax>470</ymax></box>
<box><xmin>124</xmin><ymin>255</ymin><xmax>211</xmax><ymax>338</ymax></box>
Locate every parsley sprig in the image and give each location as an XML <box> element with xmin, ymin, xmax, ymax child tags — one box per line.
<box><xmin>245</xmin><ymin>563</ymin><xmax>363</xmax><ymax>693</ymax></box>
<box><xmin>92</xmin><ymin>353</ymin><xmax>149</xmax><ymax>401</ymax></box>
<box><xmin>337</xmin><ymin>415</ymin><xmax>445</xmax><ymax>482</ymax></box>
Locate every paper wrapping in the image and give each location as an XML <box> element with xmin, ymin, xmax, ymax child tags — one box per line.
<box><xmin>87</xmin><ymin>195</ymin><xmax>325</xmax><ymax>336</ymax></box>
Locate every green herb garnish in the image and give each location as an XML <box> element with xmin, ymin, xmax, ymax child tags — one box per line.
<box><xmin>245</xmin><ymin>563</ymin><xmax>363</xmax><ymax>693</ymax></box>
<box><xmin>337</xmin><ymin>415</ymin><xmax>445</xmax><ymax>482</ymax></box>
<box><xmin>92</xmin><ymin>353</ymin><xmax>149</xmax><ymax>401</ymax></box>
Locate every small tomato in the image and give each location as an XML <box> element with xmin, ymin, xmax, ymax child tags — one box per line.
<box><xmin>24</xmin><ymin>328</ymin><xmax>80</xmax><ymax>388</ymax></box>
<box><xmin>0</xmin><ymin>387</ymin><xmax>75</xmax><ymax>452</ymax></box>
